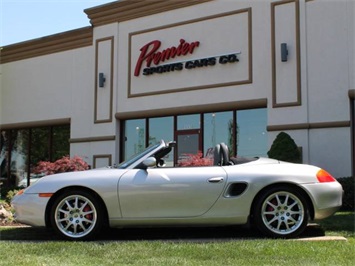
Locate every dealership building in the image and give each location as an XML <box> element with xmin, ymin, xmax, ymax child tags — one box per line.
<box><xmin>0</xmin><ymin>0</ymin><xmax>354</xmax><ymax>186</ymax></box>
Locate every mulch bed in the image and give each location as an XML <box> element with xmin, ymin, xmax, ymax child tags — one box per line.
<box><xmin>0</xmin><ymin>202</ymin><xmax>24</xmax><ymax>227</ymax></box>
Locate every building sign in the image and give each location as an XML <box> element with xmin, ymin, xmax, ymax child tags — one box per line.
<box><xmin>134</xmin><ymin>39</ymin><xmax>240</xmax><ymax>76</ymax></box>
<box><xmin>134</xmin><ymin>39</ymin><xmax>200</xmax><ymax>76</ymax></box>
<box><xmin>128</xmin><ymin>8</ymin><xmax>252</xmax><ymax>97</ymax></box>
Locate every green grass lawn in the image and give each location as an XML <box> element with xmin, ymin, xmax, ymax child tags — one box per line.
<box><xmin>0</xmin><ymin>212</ymin><xmax>354</xmax><ymax>266</ymax></box>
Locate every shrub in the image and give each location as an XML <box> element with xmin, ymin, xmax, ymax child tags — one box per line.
<box><xmin>32</xmin><ymin>155</ymin><xmax>89</xmax><ymax>175</ymax></box>
<box><xmin>337</xmin><ymin>176</ymin><xmax>354</xmax><ymax>211</ymax></box>
<box><xmin>268</xmin><ymin>132</ymin><xmax>301</xmax><ymax>163</ymax></box>
<box><xmin>177</xmin><ymin>152</ymin><xmax>213</xmax><ymax>167</ymax></box>
<box><xmin>0</xmin><ymin>186</ymin><xmax>18</xmax><ymax>203</ymax></box>
<box><xmin>6</xmin><ymin>189</ymin><xmax>19</xmax><ymax>203</ymax></box>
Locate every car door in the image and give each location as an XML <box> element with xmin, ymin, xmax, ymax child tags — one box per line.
<box><xmin>118</xmin><ymin>166</ymin><xmax>227</xmax><ymax>218</ymax></box>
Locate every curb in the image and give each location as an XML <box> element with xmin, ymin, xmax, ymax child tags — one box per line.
<box><xmin>294</xmin><ymin>236</ymin><xmax>348</xmax><ymax>241</ymax></box>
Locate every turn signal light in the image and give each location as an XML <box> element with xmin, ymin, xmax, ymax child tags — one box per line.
<box><xmin>16</xmin><ymin>189</ymin><xmax>25</xmax><ymax>196</ymax></box>
<box><xmin>316</xmin><ymin>169</ymin><xmax>336</xmax><ymax>183</ymax></box>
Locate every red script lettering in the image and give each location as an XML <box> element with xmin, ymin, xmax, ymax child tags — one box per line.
<box><xmin>134</xmin><ymin>39</ymin><xmax>200</xmax><ymax>76</ymax></box>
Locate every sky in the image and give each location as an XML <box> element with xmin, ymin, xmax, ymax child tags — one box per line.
<box><xmin>0</xmin><ymin>0</ymin><xmax>115</xmax><ymax>46</ymax></box>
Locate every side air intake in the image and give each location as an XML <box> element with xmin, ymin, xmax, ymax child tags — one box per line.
<box><xmin>225</xmin><ymin>183</ymin><xmax>248</xmax><ymax>197</ymax></box>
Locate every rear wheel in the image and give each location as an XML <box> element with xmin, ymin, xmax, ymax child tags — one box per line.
<box><xmin>253</xmin><ymin>186</ymin><xmax>309</xmax><ymax>238</ymax></box>
<box><xmin>50</xmin><ymin>190</ymin><xmax>103</xmax><ymax>240</ymax></box>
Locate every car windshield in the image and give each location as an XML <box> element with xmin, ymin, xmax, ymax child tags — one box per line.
<box><xmin>116</xmin><ymin>142</ymin><xmax>162</xmax><ymax>169</ymax></box>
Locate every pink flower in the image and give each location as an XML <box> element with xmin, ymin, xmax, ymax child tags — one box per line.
<box><xmin>177</xmin><ymin>151</ymin><xmax>213</xmax><ymax>167</ymax></box>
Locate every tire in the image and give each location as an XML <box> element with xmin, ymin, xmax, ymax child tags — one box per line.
<box><xmin>253</xmin><ymin>186</ymin><xmax>309</xmax><ymax>238</ymax></box>
<box><xmin>50</xmin><ymin>190</ymin><xmax>103</xmax><ymax>240</ymax></box>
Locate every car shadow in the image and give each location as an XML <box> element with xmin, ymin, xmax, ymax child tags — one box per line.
<box><xmin>0</xmin><ymin>224</ymin><xmax>325</xmax><ymax>242</ymax></box>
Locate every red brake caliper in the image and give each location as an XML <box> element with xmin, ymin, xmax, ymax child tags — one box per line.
<box><xmin>267</xmin><ymin>199</ymin><xmax>277</xmax><ymax>219</ymax></box>
<box><xmin>84</xmin><ymin>206</ymin><xmax>92</xmax><ymax>221</ymax></box>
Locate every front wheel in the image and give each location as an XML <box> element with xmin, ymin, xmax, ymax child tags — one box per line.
<box><xmin>50</xmin><ymin>190</ymin><xmax>103</xmax><ymax>240</ymax></box>
<box><xmin>253</xmin><ymin>186</ymin><xmax>309</xmax><ymax>238</ymax></box>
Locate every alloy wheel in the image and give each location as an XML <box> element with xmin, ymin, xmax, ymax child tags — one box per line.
<box><xmin>261</xmin><ymin>191</ymin><xmax>305</xmax><ymax>235</ymax></box>
<box><xmin>54</xmin><ymin>194</ymin><xmax>97</xmax><ymax>239</ymax></box>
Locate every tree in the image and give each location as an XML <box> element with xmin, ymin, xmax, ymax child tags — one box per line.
<box><xmin>267</xmin><ymin>132</ymin><xmax>301</xmax><ymax>163</ymax></box>
<box><xmin>32</xmin><ymin>156</ymin><xmax>89</xmax><ymax>175</ymax></box>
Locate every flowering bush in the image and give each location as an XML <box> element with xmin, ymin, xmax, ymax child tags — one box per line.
<box><xmin>32</xmin><ymin>156</ymin><xmax>89</xmax><ymax>175</ymax></box>
<box><xmin>177</xmin><ymin>151</ymin><xmax>213</xmax><ymax>167</ymax></box>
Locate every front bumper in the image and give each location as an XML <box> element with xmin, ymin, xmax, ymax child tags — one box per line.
<box><xmin>11</xmin><ymin>193</ymin><xmax>50</xmax><ymax>227</ymax></box>
<box><xmin>301</xmin><ymin>181</ymin><xmax>343</xmax><ymax>220</ymax></box>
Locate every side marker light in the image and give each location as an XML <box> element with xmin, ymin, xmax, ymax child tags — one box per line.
<box><xmin>38</xmin><ymin>193</ymin><xmax>54</xmax><ymax>198</ymax></box>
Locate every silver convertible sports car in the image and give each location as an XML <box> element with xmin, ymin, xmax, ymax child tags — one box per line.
<box><xmin>12</xmin><ymin>140</ymin><xmax>343</xmax><ymax>240</ymax></box>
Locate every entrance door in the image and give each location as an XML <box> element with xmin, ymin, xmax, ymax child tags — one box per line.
<box><xmin>175</xmin><ymin>129</ymin><xmax>201</xmax><ymax>164</ymax></box>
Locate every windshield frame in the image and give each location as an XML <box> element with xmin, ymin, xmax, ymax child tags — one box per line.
<box><xmin>116</xmin><ymin>140</ymin><xmax>165</xmax><ymax>169</ymax></box>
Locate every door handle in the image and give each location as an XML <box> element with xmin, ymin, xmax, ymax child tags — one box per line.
<box><xmin>208</xmin><ymin>177</ymin><xmax>224</xmax><ymax>183</ymax></box>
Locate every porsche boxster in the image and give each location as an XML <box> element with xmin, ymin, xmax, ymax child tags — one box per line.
<box><xmin>12</xmin><ymin>140</ymin><xmax>343</xmax><ymax>240</ymax></box>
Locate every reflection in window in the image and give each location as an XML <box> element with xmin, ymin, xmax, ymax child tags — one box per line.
<box><xmin>177</xmin><ymin>114</ymin><xmax>200</xmax><ymax>130</ymax></box>
<box><xmin>121</xmin><ymin>108</ymin><xmax>267</xmax><ymax>163</ymax></box>
<box><xmin>124</xmin><ymin>119</ymin><xmax>146</xmax><ymax>160</ymax></box>
<box><xmin>31</xmin><ymin>127</ymin><xmax>50</xmax><ymax>166</ymax></box>
<box><xmin>0</xmin><ymin>131</ymin><xmax>10</xmax><ymax>181</ymax></box>
<box><xmin>0</xmin><ymin>125</ymin><xmax>70</xmax><ymax>187</ymax></box>
<box><xmin>149</xmin><ymin>117</ymin><xmax>174</xmax><ymax>166</ymax></box>
<box><xmin>177</xmin><ymin>133</ymin><xmax>199</xmax><ymax>161</ymax></box>
<box><xmin>149</xmin><ymin>117</ymin><xmax>173</xmax><ymax>145</ymax></box>
<box><xmin>10</xmin><ymin>130</ymin><xmax>29</xmax><ymax>187</ymax></box>
<box><xmin>204</xmin><ymin>112</ymin><xmax>234</xmax><ymax>157</ymax></box>
<box><xmin>52</xmin><ymin>125</ymin><xmax>70</xmax><ymax>161</ymax></box>
<box><xmin>237</xmin><ymin>109</ymin><xmax>267</xmax><ymax>157</ymax></box>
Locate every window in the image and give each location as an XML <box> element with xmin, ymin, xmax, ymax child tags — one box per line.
<box><xmin>124</xmin><ymin>119</ymin><xmax>146</xmax><ymax>160</ymax></box>
<box><xmin>237</xmin><ymin>109</ymin><xmax>267</xmax><ymax>157</ymax></box>
<box><xmin>149</xmin><ymin>117</ymin><xmax>173</xmax><ymax>145</ymax></box>
<box><xmin>10</xmin><ymin>130</ymin><xmax>29</xmax><ymax>187</ymax></box>
<box><xmin>149</xmin><ymin>117</ymin><xmax>174</xmax><ymax>166</ymax></box>
<box><xmin>204</xmin><ymin>111</ymin><xmax>234</xmax><ymax>156</ymax></box>
<box><xmin>177</xmin><ymin>114</ymin><xmax>200</xmax><ymax>130</ymax></box>
<box><xmin>0</xmin><ymin>125</ymin><xmax>70</xmax><ymax>187</ymax></box>
<box><xmin>30</xmin><ymin>127</ymin><xmax>50</xmax><ymax>165</ymax></box>
<box><xmin>121</xmin><ymin>108</ymin><xmax>267</xmax><ymax>163</ymax></box>
<box><xmin>52</xmin><ymin>125</ymin><xmax>71</xmax><ymax>161</ymax></box>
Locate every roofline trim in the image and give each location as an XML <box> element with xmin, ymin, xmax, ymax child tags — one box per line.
<box><xmin>84</xmin><ymin>0</ymin><xmax>212</xmax><ymax>27</ymax></box>
<box><xmin>0</xmin><ymin>27</ymin><xmax>93</xmax><ymax>64</ymax></box>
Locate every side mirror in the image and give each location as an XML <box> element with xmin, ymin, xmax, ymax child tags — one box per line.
<box><xmin>142</xmin><ymin>157</ymin><xmax>157</xmax><ymax>169</ymax></box>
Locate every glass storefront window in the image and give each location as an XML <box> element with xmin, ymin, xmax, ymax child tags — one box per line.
<box><xmin>0</xmin><ymin>131</ymin><xmax>10</xmax><ymax>182</ymax></box>
<box><xmin>177</xmin><ymin>114</ymin><xmax>200</xmax><ymax>130</ymax></box>
<box><xmin>10</xmin><ymin>130</ymin><xmax>29</xmax><ymax>187</ymax></box>
<box><xmin>236</xmin><ymin>109</ymin><xmax>267</xmax><ymax>157</ymax></box>
<box><xmin>0</xmin><ymin>125</ymin><xmax>70</xmax><ymax>187</ymax></box>
<box><xmin>122</xmin><ymin>108</ymin><xmax>267</xmax><ymax>164</ymax></box>
<box><xmin>204</xmin><ymin>111</ymin><xmax>234</xmax><ymax>157</ymax></box>
<box><xmin>52</xmin><ymin>125</ymin><xmax>70</xmax><ymax>161</ymax></box>
<box><xmin>149</xmin><ymin>117</ymin><xmax>174</xmax><ymax>166</ymax></box>
<box><xmin>148</xmin><ymin>117</ymin><xmax>173</xmax><ymax>145</ymax></box>
<box><xmin>30</xmin><ymin>127</ymin><xmax>50</xmax><ymax>166</ymax></box>
<box><xmin>124</xmin><ymin>119</ymin><xmax>146</xmax><ymax>160</ymax></box>
<box><xmin>177</xmin><ymin>132</ymin><xmax>200</xmax><ymax>158</ymax></box>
